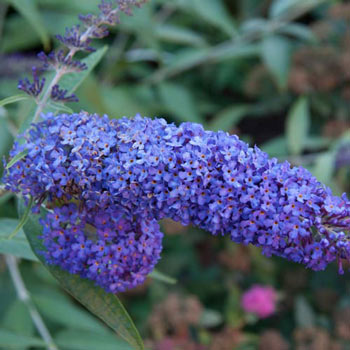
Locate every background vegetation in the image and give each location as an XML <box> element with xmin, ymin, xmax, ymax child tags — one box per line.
<box><xmin>1</xmin><ymin>0</ymin><xmax>350</xmax><ymax>349</ymax></box>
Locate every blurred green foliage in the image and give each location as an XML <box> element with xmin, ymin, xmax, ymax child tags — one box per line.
<box><xmin>1</xmin><ymin>0</ymin><xmax>350</xmax><ymax>349</ymax></box>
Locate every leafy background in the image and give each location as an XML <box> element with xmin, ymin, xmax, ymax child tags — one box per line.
<box><xmin>1</xmin><ymin>0</ymin><xmax>350</xmax><ymax>349</ymax></box>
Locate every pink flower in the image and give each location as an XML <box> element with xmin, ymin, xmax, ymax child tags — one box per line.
<box><xmin>241</xmin><ymin>285</ymin><xmax>277</xmax><ymax>319</ymax></box>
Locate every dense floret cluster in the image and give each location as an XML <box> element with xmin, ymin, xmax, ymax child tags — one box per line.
<box><xmin>4</xmin><ymin>112</ymin><xmax>350</xmax><ymax>291</ymax></box>
<box><xmin>40</xmin><ymin>203</ymin><xmax>162</xmax><ymax>292</ymax></box>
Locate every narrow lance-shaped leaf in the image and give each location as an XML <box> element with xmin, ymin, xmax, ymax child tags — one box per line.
<box><xmin>209</xmin><ymin>105</ymin><xmax>248</xmax><ymax>132</ymax></box>
<box><xmin>0</xmin><ymin>94</ymin><xmax>29</xmax><ymax>107</ymax></box>
<box><xmin>261</xmin><ymin>35</ymin><xmax>292</xmax><ymax>90</ymax></box>
<box><xmin>8</xmin><ymin>196</ymin><xmax>34</xmax><ymax>239</ymax></box>
<box><xmin>6</xmin><ymin>149</ymin><xmax>28</xmax><ymax>170</ymax></box>
<box><xmin>0</xmin><ymin>218</ymin><xmax>38</xmax><ymax>261</ymax></box>
<box><xmin>149</xmin><ymin>269</ymin><xmax>177</xmax><ymax>285</ymax></box>
<box><xmin>0</xmin><ymin>329</ymin><xmax>45</xmax><ymax>348</ymax></box>
<box><xmin>47</xmin><ymin>101</ymin><xmax>74</xmax><ymax>114</ymax></box>
<box><xmin>18</xmin><ymin>200</ymin><xmax>145</xmax><ymax>350</ymax></box>
<box><xmin>60</xmin><ymin>45</ymin><xmax>109</xmax><ymax>96</ymax></box>
<box><xmin>286</xmin><ymin>96</ymin><xmax>310</xmax><ymax>155</ymax></box>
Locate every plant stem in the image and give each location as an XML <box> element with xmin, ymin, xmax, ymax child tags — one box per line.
<box><xmin>5</xmin><ymin>255</ymin><xmax>59</xmax><ymax>350</ymax></box>
<box><xmin>32</xmin><ymin>7</ymin><xmax>120</xmax><ymax>123</ymax></box>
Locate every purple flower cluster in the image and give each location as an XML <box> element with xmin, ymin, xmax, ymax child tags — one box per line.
<box><xmin>4</xmin><ymin>112</ymin><xmax>350</xmax><ymax>291</ymax></box>
<box><xmin>40</xmin><ymin>203</ymin><xmax>162</xmax><ymax>292</ymax></box>
<box><xmin>18</xmin><ymin>67</ymin><xmax>45</xmax><ymax>98</ymax></box>
<box><xmin>19</xmin><ymin>0</ymin><xmax>147</xmax><ymax>102</ymax></box>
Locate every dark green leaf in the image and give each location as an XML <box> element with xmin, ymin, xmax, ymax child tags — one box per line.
<box><xmin>1</xmin><ymin>15</ymin><xmax>41</xmax><ymax>52</ymax></box>
<box><xmin>6</xmin><ymin>0</ymin><xmax>50</xmax><ymax>49</ymax></box>
<box><xmin>0</xmin><ymin>218</ymin><xmax>38</xmax><ymax>261</ymax></box>
<box><xmin>18</xmin><ymin>200</ymin><xmax>144</xmax><ymax>350</ymax></box>
<box><xmin>286</xmin><ymin>96</ymin><xmax>310</xmax><ymax>155</ymax></box>
<box><xmin>0</xmin><ymin>193</ymin><xmax>13</xmax><ymax>207</ymax></box>
<box><xmin>0</xmin><ymin>94</ymin><xmax>30</xmax><ymax>108</ymax></box>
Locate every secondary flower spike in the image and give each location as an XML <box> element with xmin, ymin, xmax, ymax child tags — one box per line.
<box><xmin>4</xmin><ymin>112</ymin><xmax>350</xmax><ymax>291</ymax></box>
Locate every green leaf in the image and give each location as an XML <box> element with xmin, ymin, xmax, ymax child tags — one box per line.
<box><xmin>33</xmin><ymin>293</ymin><xmax>109</xmax><ymax>334</ymax></box>
<box><xmin>269</xmin><ymin>0</ymin><xmax>326</xmax><ymax>18</ymax></box>
<box><xmin>6</xmin><ymin>150</ymin><xmax>29</xmax><ymax>170</ymax></box>
<box><xmin>59</xmin><ymin>45</ymin><xmax>108</xmax><ymax>96</ymax></box>
<box><xmin>0</xmin><ymin>94</ymin><xmax>30</xmax><ymax>108</ymax></box>
<box><xmin>0</xmin><ymin>329</ymin><xmax>45</xmax><ymax>347</ymax></box>
<box><xmin>158</xmin><ymin>82</ymin><xmax>203</xmax><ymax>124</ymax></box>
<box><xmin>1</xmin><ymin>15</ymin><xmax>41</xmax><ymax>52</ymax></box>
<box><xmin>8</xmin><ymin>196</ymin><xmax>33</xmax><ymax>239</ymax></box>
<box><xmin>286</xmin><ymin>96</ymin><xmax>310</xmax><ymax>155</ymax></box>
<box><xmin>269</xmin><ymin>0</ymin><xmax>302</xmax><ymax>18</ymax></box>
<box><xmin>18</xmin><ymin>200</ymin><xmax>144</xmax><ymax>350</ymax></box>
<box><xmin>145</xmin><ymin>48</ymin><xmax>209</xmax><ymax>83</ymax></box>
<box><xmin>294</xmin><ymin>295</ymin><xmax>315</xmax><ymax>328</ymax></box>
<box><xmin>2</xmin><ymin>300</ymin><xmax>34</xmax><ymax>337</ymax></box>
<box><xmin>0</xmin><ymin>218</ymin><xmax>38</xmax><ymax>261</ymax></box>
<box><xmin>0</xmin><ymin>192</ymin><xmax>13</xmax><ymax>207</ymax></box>
<box><xmin>6</xmin><ymin>0</ymin><xmax>50</xmax><ymax>50</ymax></box>
<box><xmin>261</xmin><ymin>136</ymin><xmax>288</xmax><ymax>157</ymax></box>
<box><xmin>261</xmin><ymin>35</ymin><xmax>292</xmax><ymax>90</ymax></box>
<box><xmin>147</xmin><ymin>43</ymin><xmax>260</xmax><ymax>83</ymax></box>
<box><xmin>278</xmin><ymin>23</ymin><xmax>316</xmax><ymax>42</ymax></box>
<box><xmin>210</xmin><ymin>43</ymin><xmax>260</xmax><ymax>62</ymax></box>
<box><xmin>191</xmin><ymin>0</ymin><xmax>236</xmax><ymax>37</ymax></box>
<box><xmin>149</xmin><ymin>269</ymin><xmax>176</xmax><ymax>285</ymax></box>
<box><xmin>312</xmin><ymin>152</ymin><xmax>335</xmax><ymax>185</ymax></box>
<box><xmin>55</xmin><ymin>330</ymin><xmax>132</xmax><ymax>350</ymax></box>
<box><xmin>240</xmin><ymin>19</ymin><xmax>268</xmax><ymax>34</ymax></box>
<box><xmin>209</xmin><ymin>105</ymin><xmax>248</xmax><ymax>132</ymax></box>
<box><xmin>155</xmin><ymin>24</ymin><xmax>206</xmax><ymax>46</ymax></box>
<box><xmin>46</xmin><ymin>101</ymin><xmax>74</xmax><ymax>114</ymax></box>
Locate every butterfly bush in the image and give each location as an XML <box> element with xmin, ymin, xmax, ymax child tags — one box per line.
<box><xmin>3</xmin><ymin>111</ymin><xmax>350</xmax><ymax>292</ymax></box>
